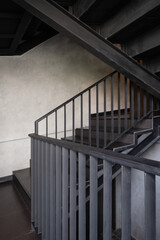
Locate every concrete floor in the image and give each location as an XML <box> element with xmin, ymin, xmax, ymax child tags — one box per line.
<box><xmin>0</xmin><ymin>182</ymin><xmax>38</xmax><ymax>240</ymax></box>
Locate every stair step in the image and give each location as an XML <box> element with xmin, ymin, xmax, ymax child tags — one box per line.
<box><xmin>91</xmin><ymin>118</ymin><xmax>132</xmax><ymax>128</ymax></box>
<box><xmin>13</xmin><ymin>168</ymin><xmax>31</xmax><ymax>198</ymax></box>
<box><xmin>107</xmin><ymin>141</ymin><xmax>132</xmax><ymax>150</ymax></box>
<box><xmin>75</xmin><ymin>128</ymin><xmax>119</xmax><ymax>141</ymax></box>
<box><xmin>91</xmin><ymin>118</ymin><xmax>152</xmax><ymax>129</ymax></box>
<box><xmin>64</xmin><ymin>136</ymin><xmax>107</xmax><ymax>147</ymax></box>
<box><xmin>13</xmin><ymin>168</ymin><xmax>31</xmax><ymax>209</ymax></box>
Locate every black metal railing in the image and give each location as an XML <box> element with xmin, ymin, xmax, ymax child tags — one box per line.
<box><xmin>35</xmin><ymin>71</ymin><xmax>160</xmax><ymax>148</ymax></box>
<box><xmin>30</xmin><ymin>133</ymin><xmax>160</xmax><ymax>240</ymax></box>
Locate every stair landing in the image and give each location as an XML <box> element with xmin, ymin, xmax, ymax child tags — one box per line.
<box><xmin>0</xmin><ymin>181</ymin><xmax>39</xmax><ymax>240</ymax></box>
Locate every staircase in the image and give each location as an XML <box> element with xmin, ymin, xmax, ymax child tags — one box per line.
<box><xmin>7</xmin><ymin>0</ymin><xmax>160</xmax><ymax>240</ymax></box>
<box><xmin>27</xmin><ymin>72</ymin><xmax>160</xmax><ymax>240</ymax></box>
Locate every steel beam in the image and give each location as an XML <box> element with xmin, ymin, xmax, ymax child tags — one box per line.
<box><xmin>14</xmin><ymin>0</ymin><xmax>160</xmax><ymax>98</ymax></box>
<box><xmin>73</xmin><ymin>0</ymin><xmax>96</xmax><ymax>18</ymax></box>
<box><xmin>144</xmin><ymin>54</ymin><xmax>160</xmax><ymax>74</ymax></box>
<box><xmin>10</xmin><ymin>11</ymin><xmax>32</xmax><ymax>53</ymax></box>
<box><xmin>100</xmin><ymin>0</ymin><xmax>160</xmax><ymax>39</ymax></box>
<box><xmin>124</xmin><ymin>26</ymin><xmax>160</xmax><ymax>58</ymax></box>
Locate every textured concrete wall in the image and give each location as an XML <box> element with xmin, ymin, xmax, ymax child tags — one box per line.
<box><xmin>0</xmin><ymin>34</ymin><xmax>113</xmax><ymax>177</ymax></box>
<box><xmin>115</xmin><ymin>139</ymin><xmax>160</xmax><ymax>240</ymax></box>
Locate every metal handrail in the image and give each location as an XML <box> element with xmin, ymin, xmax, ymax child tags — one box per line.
<box><xmin>35</xmin><ymin>69</ymin><xmax>160</xmax><ymax>149</ymax></box>
<box><xmin>30</xmin><ymin>133</ymin><xmax>160</xmax><ymax>176</ymax></box>
<box><xmin>35</xmin><ymin>71</ymin><xmax>117</xmax><ymax>123</ymax></box>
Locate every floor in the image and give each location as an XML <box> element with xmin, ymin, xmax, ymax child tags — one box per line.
<box><xmin>0</xmin><ymin>181</ymin><xmax>39</xmax><ymax>240</ymax></box>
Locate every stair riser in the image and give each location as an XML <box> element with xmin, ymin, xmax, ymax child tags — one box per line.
<box><xmin>76</xmin><ymin>129</ymin><xmax>118</xmax><ymax>141</ymax></box>
<box><xmin>91</xmin><ymin>118</ymin><xmax>152</xmax><ymax>129</ymax></box>
<box><xmin>76</xmin><ymin>129</ymin><xmax>133</xmax><ymax>144</ymax></box>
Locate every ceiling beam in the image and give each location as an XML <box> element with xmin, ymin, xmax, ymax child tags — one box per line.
<box><xmin>100</xmin><ymin>0</ymin><xmax>160</xmax><ymax>40</ymax></box>
<box><xmin>0</xmin><ymin>12</ymin><xmax>22</xmax><ymax>19</ymax></box>
<box><xmin>10</xmin><ymin>11</ymin><xmax>32</xmax><ymax>53</ymax></box>
<box><xmin>15</xmin><ymin>31</ymin><xmax>57</xmax><ymax>55</ymax></box>
<box><xmin>0</xmin><ymin>34</ymin><xmax>15</xmax><ymax>38</ymax></box>
<box><xmin>73</xmin><ymin>0</ymin><xmax>96</xmax><ymax>18</ymax></box>
<box><xmin>144</xmin><ymin>55</ymin><xmax>160</xmax><ymax>74</ymax></box>
<box><xmin>24</xmin><ymin>17</ymin><xmax>42</xmax><ymax>39</ymax></box>
<box><xmin>123</xmin><ymin>26</ymin><xmax>160</xmax><ymax>58</ymax></box>
<box><xmin>13</xmin><ymin>0</ymin><xmax>160</xmax><ymax>98</ymax></box>
<box><xmin>53</xmin><ymin>0</ymin><xmax>75</xmax><ymax>7</ymax></box>
<box><xmin>0</xmin><ymin>49</ymin><xmax>12</xmax><ymax>56</ymax></box>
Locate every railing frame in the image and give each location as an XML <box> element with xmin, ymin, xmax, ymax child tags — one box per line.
<box><xmin>30</xmin><ymin>133</ymin><xmax>160</xmax><ymax>240</ymax></box>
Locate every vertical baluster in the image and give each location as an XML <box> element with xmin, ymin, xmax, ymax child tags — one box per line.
<box><xmin>131</xmin><ymin>82</ymin><xmax>134</xmax><ymax>126</ymax></box>
<box><xmin>79</xmin><ymin>152</ymin><xmax>86</xmax><ymax>240</ymax></box>
<box><xmin>56</xmin><ymin>146</ymin><xmax>62</xmax><ymax>240</ymax></box>
<box><xmin>35</xmin><ymin>121</ymin><xmax>38</xmax><ymax>134</ymax></box>
<box><xmin>31</xmin><ymin>138</ymin><xmax>35</xmax><ymax>223</ymax></box>
<box><xmin>42</xmin><ymin>141</ymin><xmax>46</xmax><ymax>239</ymax></box>
<box><xmin>55</xmin><ymin>110</ymin><xmax>57</xmax><ymax>139</ymax></box>
<box><xmin>121</xmin><ymin>166</ymin><xmax>131</xmax><ymax>240</ymax></box>
<box><xmin>46</xmin><ymin>143</ymin><xmax>50</xmax><ymax>240</ymax></box>
<box><xmin>150</xmin><ymin>95</ymin><xmax>154</xmax><ymax>115</ymax></box>
<box><xmin>46</xmin><ymin>116</ymin><xmax>48</xmax><ymax>137</ymax></box>
<box><xmin>70</xmin><ymin>150</ymin><xmax>77</xmax><ymax>240</ymax></box>
<box><xmin>104</xmin><ymin>79</ymin><xmax>107</xmax><ymax>148</ymax></box>
<box><xmin>37</xmin><ymin>140</ymin><xmax>42</xmax><ymax>234</ymax></box>
<box><xmin>50</xmin><ymin>144</ymin><xmax>56</xmax><ymax>240</ymax></box>
<box><xmin>62</xmin><ymin>148</ymin><xmax>69</xmax><ymax>240</ymax></box>
<box><xmin>90</xmin><ymin>156</ymin><xmax>98</xmax><ymax>240</ymax></box>
<box><xmin>143</xmin><ymin>90</ymin><xmax>147</xmax><ymax>117</ymax></box>
<box><xmin>41</xmin><ymin>141</ymin><xmax>44</xmax><ymax>236</ymax></box>
<box><xmin>124</xmin><ymin>77</ymin><xmax>128</xmax><ymax>129</ymax></box>
<box><xmin>103</xmin><ymin>161</ymin><xmax>112</xmax><ymax>240</ymax></box>
<box><xmin>89</xmin><ymin>89</ymin><xmax>91</xmax><ymax>146</ymax></box>
<box><xmin>137</xmin><ymin>86</ymin><xmax>140</xmax><ymax>121</ymax></box>
<box><xmin>96</xmin><ymin>85</ymin><xmax>99</xmax><ymax>147</ymax></box>
<box><xmin>145</xmin><ymin>173</ymin><xmax>156</xmax><ymax>240</ymax></box>
<box><xmin>81</xmin><ymin>94</ymin><xmax>83</xmax><ymax>144</ymax></box>
<box><xmin>72</xmin><ymin>99</ymin><xmax>75</xmax><ymax>141</ymax></box>
<box><xmin>111</xmin><ymin>75</ymin><xmax>114</xmax><ymax>140</ymax></box>
<box><xmin>118</xmin><ymin>73</ymin><xmax>121</xmax><ymax>134</ymax></box>
<box><xmin>64</xmin><ymin>105</ymin><xmax>66</xmax><ymax>139</ymax></box>
<box><xmin>156</xmin><ymin>98</ymin><xmax>160</xmax><ymax>110</ymax></box>
<box><xmin>34</xmin><ymin>139</ymin><xmax>38</xmax><ymax>228</ymax></box>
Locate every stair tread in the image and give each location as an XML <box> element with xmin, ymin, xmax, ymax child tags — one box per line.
<box><xmin>13</xmin><ymin>168</ymin><xmax>31</xmax><ymax>198</ymax></box>
<box><xmin>107</xmin><ymin>141</ymin><xmax>132</xmax><ymax>150</ymax></box>
<box><xmin>63</xmin><ymin>136</ymin><xmax>109</xmax><ymax>147</ymax></box>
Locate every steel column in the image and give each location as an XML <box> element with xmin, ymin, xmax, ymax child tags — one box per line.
<box><xmin>121</xmin><ymin>166</ymin><xmax>131</xmax><ymax>240</ymax></box>
<box><xmin>70</xmin><ymin>150</ymin><xmax>77</xmax><ymax>240</ymax></box>
<box><xmin>145</xmin><ymin>173</ymin><xmax>156</xmax><ymax>240</ymax></box>
<box><xmin>78</xmin><ymin>152</ymin><xmax>86</xmax><ymax>240</ymax></box>
<box><xmin>90</xmin><ymin>156</ymin><xmax>98</xmax><ymax>240</ymax></box>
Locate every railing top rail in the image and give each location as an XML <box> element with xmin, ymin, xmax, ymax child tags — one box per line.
<box><xmin>36</xmin><ymin>70</ymin><xmax>117</xmax><ymax>122</ymax></box>
<box><xmin>29</xmin><ymin>133</ymin><xmax>160</xmax><ymax>176</ymax></box>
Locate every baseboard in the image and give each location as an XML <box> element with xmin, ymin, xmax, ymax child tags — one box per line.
<box><xmin>0</xmin><ymin>175</ymin><xmax>13</xmax><ymax>183</ymax></box>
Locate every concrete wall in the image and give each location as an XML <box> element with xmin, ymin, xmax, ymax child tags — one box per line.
<box><xmin>115</xmin><ymin>139</ymin><xmax>160</xmax><ymax>240</ymax></box>
<box><xmin>0</xmin><ymin>34</ymin><xmax>113</xmax><ymax>178</ymax></box>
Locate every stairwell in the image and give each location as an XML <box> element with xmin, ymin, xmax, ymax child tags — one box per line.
<box><xmin>1</xmin><ymin>0</ymin><xmax>160</xmax><ymax>240</ymax></box>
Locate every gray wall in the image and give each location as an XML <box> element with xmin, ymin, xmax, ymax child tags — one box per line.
<box><xmin>0</xmin><ymin>34</ymin><xmax>112</xmax><ymax>177</ymax></box>
<box><xmin>115</xmin><ymin>139</ymin><xmax>160</xmax><ymax>240</ymax></box>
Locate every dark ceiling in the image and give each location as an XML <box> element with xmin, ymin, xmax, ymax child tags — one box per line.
<box><xmin>0</xmin><ymin>0</ymin><xmax>75</xmax><ymax>55</ymax></box>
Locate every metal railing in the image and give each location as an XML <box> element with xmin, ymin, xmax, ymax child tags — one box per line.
<box><xmin>30</xmin><ymin>133</ymin><xmax>160</xmax><ymax>240</ymax></box>
<box><xmin>35</xmin><ymin>71</ymin><xmax>160</xmax><ymax>148</ymax></box>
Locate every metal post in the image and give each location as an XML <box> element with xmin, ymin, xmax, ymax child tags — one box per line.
<box><xmin>90</xmin><ymin>156</ymin><xmax>98</xmax><ymax>240</ymax></box>
<box><xmin>121</xmin><ymin>166</ymin><xmax>131</xmax><ymax>240</ymax></box>
<box><xmin>78</xmin><ymin>152</ymin><xmax>86</xmax><ymax>240</ymax></box>
<box><xmin>145</xmin><ymin>173</ymin><xmax>156</xmax><ymax>240</ymax></box>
